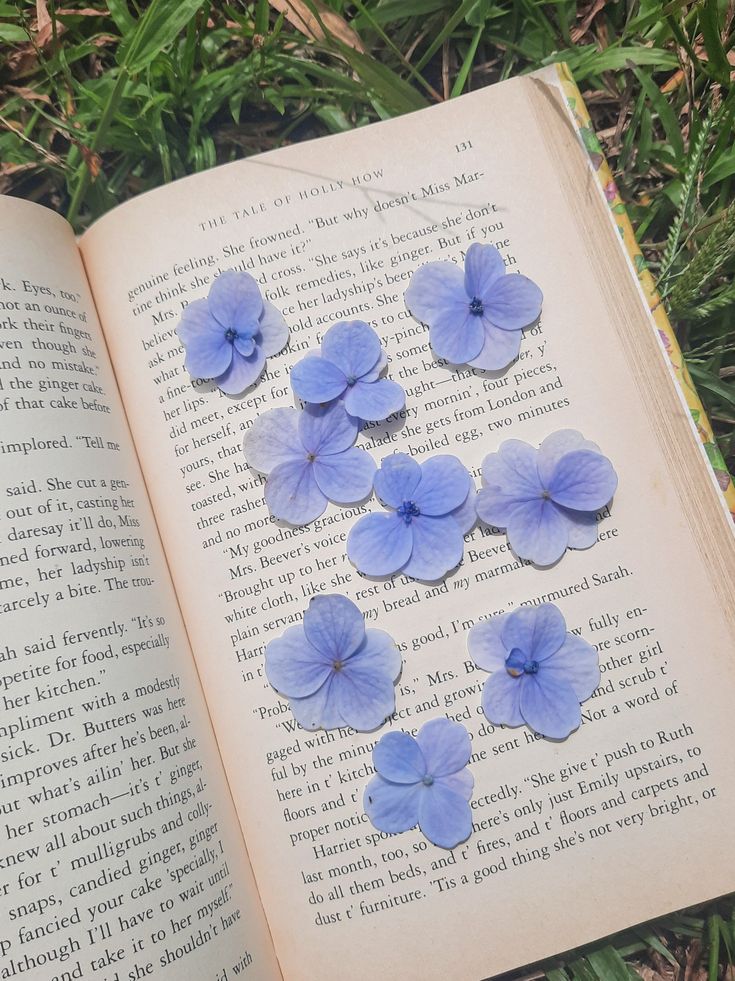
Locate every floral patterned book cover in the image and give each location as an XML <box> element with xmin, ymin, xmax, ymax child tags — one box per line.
<box><xmin>550</xmin><ymin>62</ymin><xmax>735</xmax><ymax>521</ymax></box>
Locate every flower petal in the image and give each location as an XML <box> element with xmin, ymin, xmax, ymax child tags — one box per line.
<box><xmin>505</xmin><ymin>498</ymin><xmax>569</xmax><ymax>566</ymax></box>
<box><xmin>547</xmin><ymin>449</ymin><xmax>618</xmax><ymax>511</ymax></box>
<box><xmin>322</xmin><ymin>320</ymin><xmax>382</xmax><ymax>379</ymax></box>
<box><xmin>208</xmin><ymin>269</ymin><xmax>263</xmax><ymax>331</ymax></box>
<box><xmin>542</xmin><ymin>634</ymin><xmax>600</xmax><ymax>701</ymax></box>
<box><xmin>289</xmin><ymin>674</ymin><xmax>343</xmax><ymax>730</ymax></box>
<box><xmin>291</xmin><ymin>355</ymin><xmax>347</xmax><ymax>404</ymax></box>
<box><xmin>233</xmin><ymin>335</ymin><xmax>255</xmax><ymax>357</ymax></box>
<box><xmin>519</xmin><ymin>673</ymin><xmax>582</xmax><ymax>739</ymax></box>
<box><xmin>312</xmin><ymin>446</ymin><xmax>376</xmax><ymax>504</ymax></box>
<box><xmin>265</xmin><ymin>460</ymin><xmax>326</xmax><ymax>525</ymax></box>
<box><xmin>475</xmin><ymin>487</ymin><xmax>512</xmax><ymax>530</ymax></box>
<box><xmin>484</xmin><ymin>439</ymin><xmax>541</xmax><ymax>492</ymax></box>
<box><xmin>265</xmin><ymin>625</ymin><xmax>331</xmax><ymax>697</ymax></box>
<box><xmin>450</xmin><ymin>489</ymin><xmax>477</xmax><ymax>535</ymax></box>
<box><xmin>243</xmin><ymin>406</ymin><xmax>302</xmax><ymax>474</ymax></box>
<box><xmin>373</xmin><ymin>453</ymin><xmax>422</xmax><ymax>508</ymax></box>
<box><xmin>258</xmin><ymin>299</ymin><xmax>289</xmax><ymax>357</ymax></box>
<box><xmin>344</xmin><ymin>378</ymin><xmax>405</xmax><ymax>422</ymax></box>
<box><xmin>430</xmin><ymin>311</ymin><xmax>484</xmax><ymax>364</ymax></box>
<box><xmin>418</xmin><ymin>783</ymin><xmax>472</xmax><ymax>848</ymax></box>
<box><xmin>303</xmin><ymin>594</ymin><xmax>365</xmax><ymax>660</ymax></box>
<box><xmin>484</xmin><ymin>273</ymin><xmax>543</xmax><ymax>330</ymax></box>
<box><xmin>536</xmin><ymin>430</ymin><xmax>601</xmax><ymax>487</ymax></box>
<box><xmin>437</xmin><ymin>768</ymin><xmax>474</xmax><ymax>801</ymax></box>
<box><xmin>333</xmin><ymin>661</ymin><xmax>397</xmax><ymax>731</ymax></box>
<box><xmin>464</xmin><ymin>242</ymin><xmax>505</xmax><ymax>300</ymax></box>
<box><xmin>405</xmin><ymin>260</ymin><xmax>467</xmax><ymax>322</ymax></box>
<box><xmin>215</xmin><ymin>346</ymin><xmax>266</xmax><ymax>395</ymax></box>
<box><xmin>405</xmin><ymin>261</ymin><xmax>484</xmax><ymax>363</ymax></box>
<box><xmin>299</xmin><ymin>402</ymin><xmax>358</xmax><ymax>456</ymax></box>
<box><xmin>416</xmin><ymin>718</ymin><xmax>471</xmax><ymax>777</ymax></box>
<box><xmin>373</xmin><ymin>732</ymin><xmax>426</xmax><ymax>783</ymax></box>
<box><xmin>347</xmin><ymin>512</ymin><xmax>413</xmax><ymax>577</ymax></box>
<box><xmin>356</xmin><ymin>628</ymin><xmax>402</xmax><ymax>682</ymax></box>
<box><xmin>500</xmin><ymin>604</ymin><xmax>566</xmax><ymax>662</ymax></box>
<box><xmin>562</xmin><ymin>508</ymin><xmax>599</xmax><ymax>549</ymax></box>
<box><xmin>177</xmin><ymin>299</ymin><xmax>233</xmax><ymax>379</ymax></box>
<box><xmin>413</xmin><ymin>455</ymin><xmax>471</xmax><ymax>515</ymax></box>
<box><xmin>467</xmin><ymin>318</ymin><xmax>523</xmax><ymax>371</ymax></box>
<box><xmin>481</xmin><ymin>671</ymin><xmax>524</xmax><ymax>727</ymax></box>
<box><xmin>362</xmin><ymin>348</ymin><xmax>389</xmax><ymax>383</ymax></box>
<box><xmin>364</xmin><ymin>775</ymin><xmax>422</xmax><ymax>834</ymax></box>
<box><xmin>468</xmin><ymin>614</ymin><xmax>510</xmax><ymax>672</ymax></box>
<box><xmin>476</xmin><ymin>441</ymin><xmax>542</xmax><ymax>527</ymax></box>
<box><xmin>400</xmin><ymin>514</ymin><xmax>464</xmax><ymax>581</ymax></box>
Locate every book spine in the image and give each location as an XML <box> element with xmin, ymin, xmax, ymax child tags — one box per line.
<box><xmin>553</xmin><ymin>62</ymin><xmax>735</xmax><ymax>521</ymax></box>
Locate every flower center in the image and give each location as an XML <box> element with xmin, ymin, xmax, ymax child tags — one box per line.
<box><xmin>397</xmin><ymin>500</ymin><xmax>421</xmax><ymax>524</ymax></box>
<box><xmin>505</xmin><ymin>647</ymin><xmax>539</xmax><ymax>678</ymax></box>
<box><xmin>307</xmin><ymin>453</ymin><xmax>316</xmax><ymax>462</ymax></box>
<box><xmin>346</xmin><ymin>375</ymin><xmax>357</xmax><ymax>386</ymax></box>
<box><xmin>469</xmin><ymin>296</ymin><xmax>484</xmax><ymax>316</ymax></box>
<box><xmin>332</xmin><ymin>659</ymin><xmax>344</xmax><ymax>672</ymax></box>
<box><xmin>225</xmin><ymin>328</ymin><xmax>237</xmax><ymax>342</ymax></box>
<box><xmin>541</xmin><ymin>489</ymin><xmax>551</xmax><ymax>500</ymax></box>
<box><xmin>422</xmin><ymin>775</ymin><xmax>434</xmax><ymax>787</ymax></box>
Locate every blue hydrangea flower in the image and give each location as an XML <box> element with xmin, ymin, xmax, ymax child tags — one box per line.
<box><xmin>364</xmin><ymin>718</ymin><xmax>474</xmax><ymax>848</ymax></box>
<box><xmin>265</xmin><ymin>595</ymin><xmax>401</xmax><ymax>731</ymax></box>
<box><xmin>346</xmin><ymin>453</ymin><xmax>475</xmax><ymax>582</ymax></box>
<box><xmin>243</xmin><ymin>403</ymin><xmax>376</xmax><ymax>526</ymax></box>
<box><xmin>475</xmin><ymin>430</ymin><xmax>618</xmax><ymax>566</ymax></box>
<box><xmin>404</xmin><ymin>242</ymin><xmax>542</xmax><ymax>369</ymax></box>
<box><xmin>290</xmin><ymin>320</ymin><xmax>405</xmax><ymax>423</ymax></box>
<box><xmin>176</xmin><ymin>269</ymin><xmax>289</xmax><ymax>395</ymax></box>
<box><xmin>468</xmin><ymin>604</ymin><xmax>599</xmax><ymax>739</ymax></box>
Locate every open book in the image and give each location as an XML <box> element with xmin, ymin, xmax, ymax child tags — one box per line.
<box><xmin>2</xmin><ymin>64</ymin><xmax>735</xmax><ymax>981</ymax></box>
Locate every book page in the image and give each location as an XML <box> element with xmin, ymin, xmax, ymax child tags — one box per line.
<box><xmin>80</xmin><ymin>73</ymin><xmax>735</xmax><ymax>981</ymax></box>
<box><xmin>0</xmin><ymin>197</ymin><xmax>280</xmax><ymax>981</ymax></box>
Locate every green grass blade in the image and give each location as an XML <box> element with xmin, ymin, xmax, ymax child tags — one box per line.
<box><xmin>546</xmin><ymin>969</ymin><xmax>570</xmax><ymax>981</ymax></box>
<box><xmin>689</xmin><ymin>364</ymin><xmax>735</xmax><ymax>411</ymax></box>
<box><xmin>414</xmin><ymin>0</ymin><xmax>479</xmax><ymax>74</ymax></box>
<box><xmin>120</xmin><ymin>0</ymin><xmax>207</xmax><ymax>73</ymax></box>
<box><xmin>708</xmin><ymin>912</ymin><xmax>721</xmax><ymax>981</ymax></box>
<box><xmin>107</xmin><ymin>0</ymin><xmax>136</xmax><ymax>35</ymax></box>
<box><xmin>586</xmin><ymin>946</ymin><xmax>632</xmax><ymax>981</ymax></box>
<box><xmin>632</xmin><ymin>66</ymin><xmax>685</xmax><ymax>164</ymax></box>
<box><xmin>329</xmin><ymin>42</ymin><xmax>428</xmax><ymax>114</ymax></box>
<box><xmin>632</xmin><ymin>928</ymin><xmax>680</xmax><ymax>967</ymax></box>
<box><xmin>352</xmin><ymin>0</ymin><xmax>446</xmax><ymax>27</ymax></box>
<box><xmin>699</xmin><ymin>0</ymin><xmax>732</xmax><ymax>85</ymax></box>
<box><xmin>450</xmin><ymin>23</ymin><xmax>484</xmax><ymax>98</ymax></box>
<box><xmin>0</xmin><ymin>23</ymin><xmax>29</xmax><ymax>42</ymax></box>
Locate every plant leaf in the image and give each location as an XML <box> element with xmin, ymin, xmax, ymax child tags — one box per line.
<box><xmin>0</xmin><ymin>23</ymin><xmax>29</xmax><ymax>42</ymax></box>
<box><xmin>586</xmin><ymin>946</ymin><xmax>633</xmax><ymax>981</ymax></box>
<box><xmin>119</xmin><ymin>0</ymin><xmax>207</xmax><ymax>73</ymax></box>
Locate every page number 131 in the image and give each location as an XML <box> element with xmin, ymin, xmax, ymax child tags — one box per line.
<box><xmin>455</xmin><ymin>140</ymin><xmax>473</xmax><ymax>153</ymax></box>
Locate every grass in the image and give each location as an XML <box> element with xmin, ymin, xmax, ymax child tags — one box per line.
<box><xmin>1</xmin><ymin>2</ymin><xmax>734</xmax><ymax>976</ymax></box>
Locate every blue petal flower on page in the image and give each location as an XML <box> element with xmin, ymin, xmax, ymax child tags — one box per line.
<box><xmin>404</xmin><ymin>242</ymin><xmax>542</xmax><ymax>369</ymax></box>
<box><xmin>243</xmin><ymin>403</ymin><xmax>376</xmax><ymax>526</ymax></box>
<box><xmin>467</xmin><ymin>604</ymin><xmax>600</xmax><ymax>739</ymax></box>
<box><xmin>265</xmin><ymin>595</ymin><xmax>402</xmax><ymax>731</ymax></box>
<box><xmin>364</xmin><ymin>718</ymin><xmax>473</xmax><ymax>848</ymax></box>
<box><xmin>176</xmin><ymin>269</ymin><xmax>289</xmax><ymax>395</ymax></box>
<box><xmin>347</xmin><ymin>453</ymin><xmax>475</xmax><ymax>581</ymax></box>
<box><xmin>290</xmin><ymin>320</ymin><xmax>405</xmax><ymax>423</ymax></box>
<box><xmin>475</xmin><ymin>430</ymin><xmax>617</xmax><ymax>565</ymax></box>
